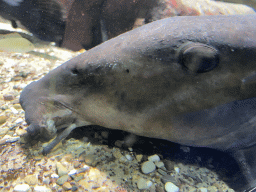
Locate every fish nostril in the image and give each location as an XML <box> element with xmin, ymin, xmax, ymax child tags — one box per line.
<box><xmin>71</xmin><ymin>68</ymin><xmax>79</xmax><ymax>75</ymax></box>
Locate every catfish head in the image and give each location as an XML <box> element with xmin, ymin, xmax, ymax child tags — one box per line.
<box><xmin>20</xmin><ymin>14</ymin><xmax>256</xmax><ymax>189</ymax></box>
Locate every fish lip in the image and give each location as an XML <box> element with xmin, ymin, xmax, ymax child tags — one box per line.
<box><xmin>21</xmin><ymin>93</ymin><xmax>79</xmax><ymax>143</ymax></box>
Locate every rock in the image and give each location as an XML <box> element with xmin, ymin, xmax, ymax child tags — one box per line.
<box><xmin>137</xmin><ymin>177</ymin><xmax>152</xmax><ymax>190</ymax></box>
<box><xmin>63</xmin><ymin>182</ymin><xmax>72</xmax><ymax>191</ymax></box>
<box><xmin>16</xmin><ymin>128</ymin><xmax>27</xmax><ymax>136</ymax></box>
<box><xmin>164</xmin><ymin>160</ymin><xmax>175</xmax><ymax>171</ymax></box>
<box><xmin>10</xmin><ymin>107</ymin><xmax>18</xmax><ymax>114</ymax></box>
<box><xmin>13</xmin><ymin>184</ymin><xmax>30</xmax><ymax>192</ymax></box>
<box><xmin>148</xmin><ymin>154</ymin><xmax>160</xmax><ymax>162</ymax></box>
<box><xmin>3</xmin><ymin>94</ymin><xmax>14</xmax><ymax>101</ymax></box>
<box><xmin>136</xmin><ymin>154</ymin><xmax>143</xmax><ymax>162</ymax></box>
<box><xmin>207</xmin><ymin>186</ymin><xmax>218</xmax><ymax>192</ymax></box>
<box><xmin>24</xmin><ymin>174</ymin><xmax>38</xmax><ymax>185</ymax></box>
<box><xmin>0</xmin><ymin>127</ymin><xmax>8</xmax><ymax>135</ymax></box>
<box><xmin>174</xmin><ymin>166</ymin><xmax>180</xmax><ymax>173</ymax></box>
<box><xmin>155</xmin><ymin>161</ymin><xmax>165</xmax><ymax>168</ymax></box>
<box><xmin>51</xmin><ymin>173</ymin><xmax>59</xmax><ymax>178</ymax></box>
<box><xmin>13</xmin><ymin>103</ymin><xmax>22</xmax><ymax>109</ymax></box>
<box><xmin>141</xmin><ymin>161</ymin><xmax>156</xmax><ymax>174</ymax></box>
<box><xmin>0</xmin><ymin>135</ymin><xmax>20</xmax><ymax>145</ymax></box>
<box><xmin>71</xmin><ymin>185</ymin><xmax>78</xmax><ymax>191</ymax></box>
<box><xmin>77</xmin><ymin>165</ymin><xmax>90</xmax><ymax>174</ymax></box>
<box><xmin>112</xmin><ymin>148</ymin><xmax>123</xmax><ymax>159</ymax></box>
<box><xmin>0</xmin><ymin>115</ymin><xmax>7</xmax><ymax>125</ymax></box>
<box><xmin>68</xmin><ymin>169</ymin><xmax>77</xmax><ymax>176</ymax></box>
<box><xmin>165</xmin><ymin>182</ymin><xmax>179</xmax><ymax>192</ymax></box>
<box><xmin>125</xmin><ymin>154</ymin><xmax>133</xmax><ymax>161</ymax></box>
<box><xmin>15</xmin><ymin>118</ymin><xmax>23</xmax><ymax>124</ymax></box>
<box><xmin>161</xmin><ymin>175</ymin><xmax>179</xmax><ymax>185</ymax></box>
<box><xmin>73</xmin><ymin>161</ymin><xmax>80</xmax><ymax>168</ymax></box>
<box><xmin>56</xmin><ymin>162</ymin><xmax>68</xmax><ymax>176</ymax></box>
<box><xmin>56</xmin><ymin>175</ymin><xmax>69</xmax><ymax>186</ymax></box>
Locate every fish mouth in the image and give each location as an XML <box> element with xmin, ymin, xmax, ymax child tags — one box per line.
<box><xmin>20</xmin><ymin>93</ymin><xmax>91</xmax><ymax>152</ymax></box>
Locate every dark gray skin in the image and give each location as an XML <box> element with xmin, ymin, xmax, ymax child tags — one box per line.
<box><xmin>20</xmin><ymin>14</ymin><xmax>256</xmax><ymax>190</ymax></box>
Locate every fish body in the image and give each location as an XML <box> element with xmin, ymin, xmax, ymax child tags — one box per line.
<box><xmin>0</xmin><ymin>0</ymin><xmax>65</xmax><ymax>43</ymax></box>
<box><xmin>20</xmin><ymin>15</ymin><xmax>256</xmax><ymax>189</ymax></box>
<box><xmin>0</xmin><ymin>33</ymin><xmax>34</xmax><ymax>53</ymax></box>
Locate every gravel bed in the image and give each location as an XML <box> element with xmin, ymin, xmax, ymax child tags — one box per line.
<box><xmin>0</xmin><ymin>43</ymin><xmax>243</xmax><ymax>192</ymax></box>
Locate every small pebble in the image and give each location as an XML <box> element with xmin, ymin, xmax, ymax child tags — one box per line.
<box><xmin>198</xmin><ymin>187</ymin><xmax>208</xmax><ymax>192</ymax></box>
<box><xmin>101</xmin><ymin>131</ymin><xmax>109</xmax><ymax>139</ymax></box>
<box><xmin>180</xmin><ymin>146</ymin><xmax>190</xmax><ymax>152</ymax></box>
<box><xmin>63</xmin><ymin>182</ymin><xmax>72</xmax><ymax>191</ymax></box>
<box><xmin>125</xmin><ymin>154</ymin><xmax>133</xmax><ymax>161</ymax></box>
<box><xmin>16</xmin><ymin>128</ymin><xmax>27</xmax><ymax>136</ymax></box>
<box><xmin>77</xmin><ymin>164</ymin><xmax>90</xmax><ymax>173</ymax></box>
<box><xmin>13</xmin><ymin>184</ymin><xmax>30</xmax><ymax>192</ymax></box>
<box><xmin>155</xmin><ymin>161</ymin><xmax>165</xmax><ymax>168</ymax></box>
<box><xmin>207</xmin><ymin>186</ymin><xmax>218</xmax><ymax>192</ymax></box>
<box><xmin>136</xmin><ymin>154</ymin><xmax>143</xmax><ymax>162</ymax></box>
<box><xmin>137</xmin><ymin>177</ymin><xmax>152</xmax><ymax>190</ymax></box>
<box><xmin>0</xmin><ymin>127</ymin><xmax>9</xmax><ymax>135</ymax></box>
<box><xmin>174</xmin><ymin>166</ymin><xmax>180</xmax><ymax>173</ymax></box>
<box><xmin>141</xmin><ymin>161</ymin><xmax>156</xmax><ymax>174</ymax></box>
<box><xmin>73</xmin><ymin>161</ymin><xmax>80</xmax><ymax>168</ymax></box>
<box><xmin>13</xmin><ymin>84</ymin><xmax>27</xmax><ymax>90</ymax></box>
<box><xmin>56</xmin><ymin>175</ymin><xmax>69</xmax><ymax>186</ymax></box>
<box><xmin>13</xmin><ymin>103</ymin><xmax>22</xmax><ymax>109</ymax></box>
<box><xmin>34</xmin><ymin>185</ymin><xmax>51</xmax><ymax>192</ymax></box>
<box><xmin>3</xmin><ymin>94</ymin><xmax>14</xmax><ymax>101</ymax></box>
<box><xmin>73</xmin><ymin>173</ymin><xmax>84</xmax><ymax>182</ymax></box>
<box><xmin>10</xmin><ymin>107</ymin><xmax>18</xmax><ymax>114</ymax></box>
<box><xmin>148</xmin><ymin>154</ymin><xmax>160</xmax><ymax>162</ymax></box>
<box><xmin>15</xmin><ymin>118</ymin><xmax>23</xmax><ymax>124</ymax></box>
<box><xmin>71</xmin><ymin>185</ymin><xmax>78</xmax><ymax>191</ymax></box>
<box><xmin>0</xmin><ymin>115</ymin><xmax>7</xmax><ymax>124</ymax></box>
<box><xmin>164</xmin><ymin>160</ymin><xmax>175</xmax><ymax>171</ymax></box>
<box><xmin>43</xmin><ymin>177</ymin><xmax>50</xmax><ymax>185</ymax></box>
<box><xmin>68</xmin><ymin>169</ymin><xmax>77</xmax><ymax>176</ymax></box>
<box><xmin>51</xmin><ymin>173</ymin><xmax>59</xmax><ymax>178</ymax></box>
<box><xmin>157</xmin><ymin>168</ymin><xmax>167</xmax><ymax>176</ymax></box>
<box><xmin>0</xmin><ymin>135</ymin><xmax>20</xmax><ymax>144</ymax></box>
<box><xmin>56</xmin><ymin>162</ymin><xmax>68</xmax><ymax>176</ymax></box>
<box><xmin>24</xmin><ymin>174</ymin><xmax>38</xmax><ymax>185</ymax></box>
<box><xmin>165</xmin><ymin>182</ymin><xmax>179</xmax><ymax>192</ymax></box>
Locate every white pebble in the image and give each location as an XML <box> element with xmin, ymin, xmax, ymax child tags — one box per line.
<box><xmin>165</xmin><ymin>182</ymin><xmax>179</xmax><ymax>192</ymax></box>
<box><xmin>83</xmin><ymin>164</ymin><xmax>90</xmax><ymax>170</ymax></box>
<box><xmin>13</xmin><ymin>184</ymin><xmax>30</xmax><ymax>192</ymax></box>
<box><xmin>3</xmin><ymin>135</ymin><xmax>20</xmax><ymax>143</ymax></box>
<box><xmin>15</xmin><ymin>118</ymin><xmax>23</xmax><ymax>124</ymax></box>
<box><xmin>141</xmin><ymin>161</ymin><xmax>156</xmax><ymax>174</ymax></box>
<box><xmin>125</xmin><ymin>154</ymin><xmax>133</xmax><ymax>161</ymax></box>
<box><xmin>51</xmin><ymin>173</ymin><xmax>59</xmax><ymax>178</ymax></box>
<box><xmin>198</xmin><ymin>187</ymin><xmax>208</xmax><ymax>192</ymax></box>
<box><xmin>34</xmin><ymin>185</ymin><xmax>51</xmax><ymax>192</ymax></box>
<box><xmin>10</xmin><ymin>107</ymin><xmax>18</xmax><ymax>114</ymax></box>
<box><xmin>148</xmin><ymin>154</ymin><xmax>160</xmax><ymax>162</ymax></box>
<box><xmin>174</xmin><ymin>166</ymin><xmax>180</xmax><ymax>173</ymax></box>
<box><xmin>68</xmin><ymin>169</ymin><xmax>77</xmax><ymax>176</ymax></box>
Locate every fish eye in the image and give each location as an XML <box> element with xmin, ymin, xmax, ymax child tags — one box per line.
<box><xmin>179</xmin><ymin>42</ymin><xmax>219</xmax><ymax>73</ymax></box>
